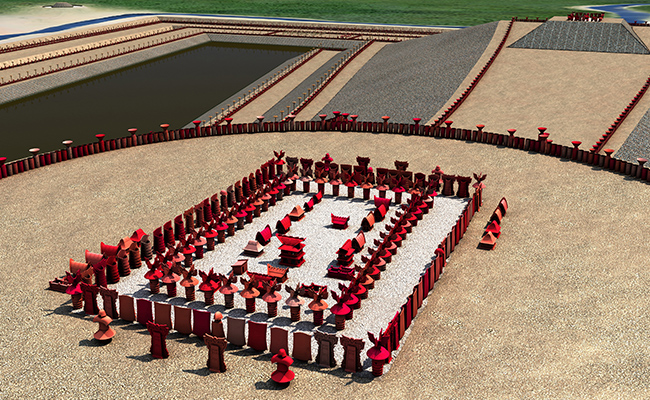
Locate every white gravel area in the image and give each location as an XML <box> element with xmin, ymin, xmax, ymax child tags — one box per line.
<box><xmin>110</xmin><ymin>182</ymin><xmax>468</xmax><ymax>373</ymax></box>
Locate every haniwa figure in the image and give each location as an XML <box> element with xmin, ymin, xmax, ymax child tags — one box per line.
<box><xmin>93</xmin><ymin>310</ymin><xmax>115</xmax><ymax>342</ymax></box>
<box><xmin>271</xmin><ymin>348</ymin><xmax>295</xmax><ymax>385</ymax></box>
<box><xmin>204</xmin><ymin>333</ymin><xmax>227</xmax><ymax>373</ymax></box>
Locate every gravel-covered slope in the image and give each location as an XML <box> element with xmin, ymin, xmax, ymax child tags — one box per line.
<box><xmin>314</xmin><ymin>22</ymin><xmax>498</xmax><ymax>123</ymax></box>
<box><xmin>615</xmin><ymin>106</ymin><xmax>650</xmax><ymax>162</ymax></box>
<box><xmin>509</xmin><ymin>20</ymin><xmax>650</xmax><ymax>54</ymax></box>
<box><xmin>261</xmin><ymin>46</ymin><xmax>355</xmax><ymax>120</ymax></box>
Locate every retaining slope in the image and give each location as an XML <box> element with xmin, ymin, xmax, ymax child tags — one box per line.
<box><xmin>615</xmin><ymin>105</ymin><xmax>650</xmax><ymax>162</ymax></box>
<box><xmin>314</xmin><ymin>22</ymin><xmax>498</xmax><ymax>123</ymax></box>
<box><xmin>509</xmin><ymin>20</ymin><xmax>650</xmax><ymax>54</ymax></box>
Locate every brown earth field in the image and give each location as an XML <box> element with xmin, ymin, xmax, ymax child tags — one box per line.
<box><xmin>429</xmin><ymin>19</ymin><xmax>650</xmax><ymax>153</ymax></box>
<box><xmin>1</xmin><ymin>12</ymin><xmax>650</xmax><ymax>400</ymax></box>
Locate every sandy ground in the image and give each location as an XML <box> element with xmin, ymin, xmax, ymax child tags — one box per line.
<box><xmin>446</xmin><ymin>47</ymin><xmax>650</xmax><ymax>145</ymax></box>
<box><xmin>0</xmin><ymin>5</ymin><xmax>159</xmax><ymax>41</ymax></box>
<box><xmin>2</xmin><ymin>11</ymin><xmax>650</xmax><ymax>399</ymax></box>
<box><xmin>2</xmin><ymin>131</ymin><xmax>650</xmax><ymax>399</ymax></box>
<box><xmin>426</xmin><ymin>20</ymin><xmax>515</xmax><ymax>126</ymax></box>
<box><xmin>434</xmin><ymin>20</ymin><xmax>650</xmax><ymax>150</ymax></box>
<box><xmin>635</xmin><ymin>25</ymin><xmax>650</xmax><ymax>48</ymax></box>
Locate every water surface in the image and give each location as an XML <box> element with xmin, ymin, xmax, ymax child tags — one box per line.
<box><xmin>0</xmin><ymin>42</ymin><xmax>309</xmax><ymax>161</ymax></box>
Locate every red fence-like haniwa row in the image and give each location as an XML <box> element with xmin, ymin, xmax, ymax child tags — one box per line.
<box><xmin>592</xmin><ymin>76</ymin><xmax>650</xmax><ymax>153</ymax></box>
<box><xmin>432</xmin><ymin>18</ymin><xmax>514</xmax><ymax>127</ymax></box>
<box><xmin>214</xmin><ymin>48</ymin><xmax>324</xmax><ymax>125</ymax></box>
<box><xmin>0</xmin><ymin>26</ymin><xmax>184</xmax><ymax>73</ymax></box>
<box><xmin>0</xmin><ymin>18</ymin><xmax>161</xmax><ymax>54</ymax></box>
<box><xmin>379</xmin><ymin>189</ymin><xmax>480</xmax><ymax>359</ymax></box>
<box><xmin>157</xmin><ymin>16</ymin><xmax>442</xmax><ymax>37</ymax></box>
<box><xmin>0</xmin><ymin>30</ymin><xmax>203</xmax><ymax>88</ymax></box>
<box><xmin>3</xmin><ymin>117</ymin><xmax>649</xmax><ymax>182</ymax></box>
<box><xmin>287</xmin><ymin>40</ymin><xmax>375</xmax><ymax>119</ymax></box>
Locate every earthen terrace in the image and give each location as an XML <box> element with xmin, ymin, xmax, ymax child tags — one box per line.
<box><xmin>1</xmin><ymin>12</ymin><xmax>650</xmax><ymax>399</ymax></box>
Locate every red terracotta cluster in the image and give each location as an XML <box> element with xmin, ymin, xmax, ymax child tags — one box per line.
<box><xmin>51</xmin><ymin>229</ymin><xmax>152</xmax><ymax>315</ymax></box>
<box><xmin>51</xmin><ymin>155</ymin><xmax>304</xmax><ymax>312</ymax></box>
<box><xmin>319</xmin><ymin>191</ymin><xmax>438</xmax><ymax>336</ymax></box>
<box><xmin>479</xmin><ymin>197</ymin><xmax>508</xmax><ymax>250</ymax></box>
<box><xmin>140</xmin><ymin>154</ymin><xmax>306</xmax><ymax>304</ymax></box>
<box><xmin>239</xmin><ymin>266</ymin><xmax>289</xmax><ymax>316</ymax></box>
<box><xmin>567</xmin><ymin>12</ymin><xmax>604</xmax><ymax>21</ymax></box>
<box><xmin>277</xmin><ymin>235</ymin><xmax>306</xmax><ymax>267</ymax></box>
<box><xmin>329</xmin><ymin>232</ymin><xmax>365</xmax><ymax>279</ymax></box>
<box><xmin>49</xmin><ymin>152</ymin><xmax>490</xmax><ymax>377</ymax></box>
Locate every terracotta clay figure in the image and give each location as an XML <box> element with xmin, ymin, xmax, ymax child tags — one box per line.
<box><xmin>367</xmin><ymin>330</ymin><xmax>390</xmax><ymax>376</ymax></box>
<box><xmin>179</xmin><ymin>265</ymin><xmax>199</xmax><ymax>301</ymax></box>
<box><xmin>271</xmin><ymin>348</ymin><xmax>295</xmax><ymax>384</ymax></box>
<box><xmin>147</xmin><ymin>321</ymin><xmax>170</xmax><ymax>359</ymax></box>
<box><xmin>198</xmin><ymin>268</ymin><xmax>220</xmax><ymax>305</ymax></box>
<box><xmin>217</xmin><ymin>271</ymin><xmax>238</xmax><ymax>309</ymax></box>
<box><xmin>284</xmin><ymin>285</ymin><xmax>305</xmax><ymax>322</ymax></box>
<box><xmin>306</xmin><ymin>286</ymin><xmax>328</xmax><ymax>326</ymax></box>
<box><xmin>261</xmin><ymin>279</ymin><xmax>282</xmax><ymax>317</ymax></box>
<box><xmin>239</xmin><ymin>276</ymin><xmax>260</xmax><ymax>313</ymax></box>
<box><xmin>93</xmin><ymin>310</ymin><xmax>115</xmax><ymax>342</ymax></box>
<box><xmin>204</xmin><ymin>333</ymin><xmax>227</xmax><ymax>373</ymax></box>
<box><xmin>211</xmin><ymin>312</ymin><xmax>225</xmax><ymax>338</ymax></box>
<box><xmin>65</xmin><ymin>271</ymin><xmax>83</xmax><ymax>309</ymax></box>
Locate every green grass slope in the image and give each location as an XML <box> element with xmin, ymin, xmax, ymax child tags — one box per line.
<box><xmin>0</xmin><ymin>0</ymin><xmax>637</xmax><ymax>26</ymax></box>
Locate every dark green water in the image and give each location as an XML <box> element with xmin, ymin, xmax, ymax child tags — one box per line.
<box><xmin>0</xmin><ymin>42</ymin><xmax>309</xmax><ymax>161</ymax></box>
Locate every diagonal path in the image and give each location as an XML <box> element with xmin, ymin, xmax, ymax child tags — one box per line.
<box><xmin>228</xmin><ymin>50</ymin><xmax>339</xmax><ymax>123</ymax></box>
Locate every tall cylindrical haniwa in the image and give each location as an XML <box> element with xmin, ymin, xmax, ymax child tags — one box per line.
<box><xmin>95</xmin><ymin>134</ymin><xmax>106</xmax><ymax>152</ymax></box>
<box><xmin>128</xmin><ymin>128</ymin><xmax>137</xmax><ymax>146</ymax></box>
<box><xmin>93</xmin><ymin>262</ymin><xmax>108</xmax><ymax>288</ymax></box>
<box><xmin>308</xmin><ymin>297</ymin><xmax>328</xmax><ymax>326</ymax></box>
<box><xmin>331</xmin><ymin>302</ymin><xmax>351</xmax><ymax>330</ymax></box>
<box><xmin>29</xmin><ymin>148</ymin><xmax>40</xmax><ymax>169</ymax></box>
<box><xmin>129</xmin><ymin>246</ymin><xmax>141</xmax><ymax>269</ymax></box>
<box><xmin>285</xmin><ymin>287</ymin><xmax>304</xmax><ymax>322</ymax></box>
<box><xmin>0</xmin><ymin>157</ymin><xmax>6</xmax><ymax>179</ymax></box>
<box><xmin>216</xmin><ymin>223</ymin><xmax>227</xmax><ymax>243</ymax></box>
<box><xmin>219</xmin><ymin>282</ymin><xmax>238</xmax><ymax>309</ymax></box>
<box><xmin>637</xmin><ymin>157</ymin><xmax>647</xmax><ymax>179</ymax></box>
<box><xmin>507</xmin><ymin>129</ymin><xmax>516</xmax><ymax>147</ymax></box>
<box><xmin>117</xmin><ymin>250</ymin><xmax>130</xmax><ymax>277</ymax></box>
<box><xmin>145</xmin><ymin>267</ymin><xmax>163</xmax><ymax>294</ymax></box>
<box><xmin>140</xmin><ymin>235</ymin><xmax>153</xmax><ymax>260</ymax></box>
<box><xmin>182</xmin><ymin>244</ymin><xmax>195</xmax><ymax>268</ymax></box>
<box><xmin>367</xmin><ymin>343</ymin><xmax>389</xmax><ymax>377</ymax></box>
<box><xmin>193</xmin><ymin>120</ymin><xmax>201</xmax><ymax>137</ymax></box>
<box><xmin>160</xmin><ymin>124</ymin><xmax>170</xmax><ymax>141</ymax></box>
<box><xmin>62</xmin><ymin>140</ymin><xmax>73</xmax><ymax>160</ymax></box>
<box><xmin>106</xmin><ymin>256</ymin><xmax>120</xmax><ymax>284</ymax></box>
<box><xmin>226</xmin><ymin>215</ymin><xmax>237</xmax><ymax>236</ymax></box>
<box><xmin>193</xmin><ymin>235</ymin><xmax>207</xmax><ymax>258</ymax></box>
<box><xmin>180</xmin><ymin>272</ymin><xmax>198</xmax><ymax>302</ymax></box>
<box><xmin>161</xmin><ymin>267</ymin><xmax>180</xmax><ymax>298</ymax></box>
<box><xmin>381</xmin><ymin>115</ymin><xmax>390</xmax><ymax>132</ymax></box>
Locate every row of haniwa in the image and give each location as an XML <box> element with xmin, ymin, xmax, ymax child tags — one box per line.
<box><xmin>50</xmin><ymin>154</ymin><xmax>480</xmax><ymax>378</ymax></box>
<box><xmin>479</xmin><ymin>197</ymin><xmax>508</xmax><ymax>250</ymax></box>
